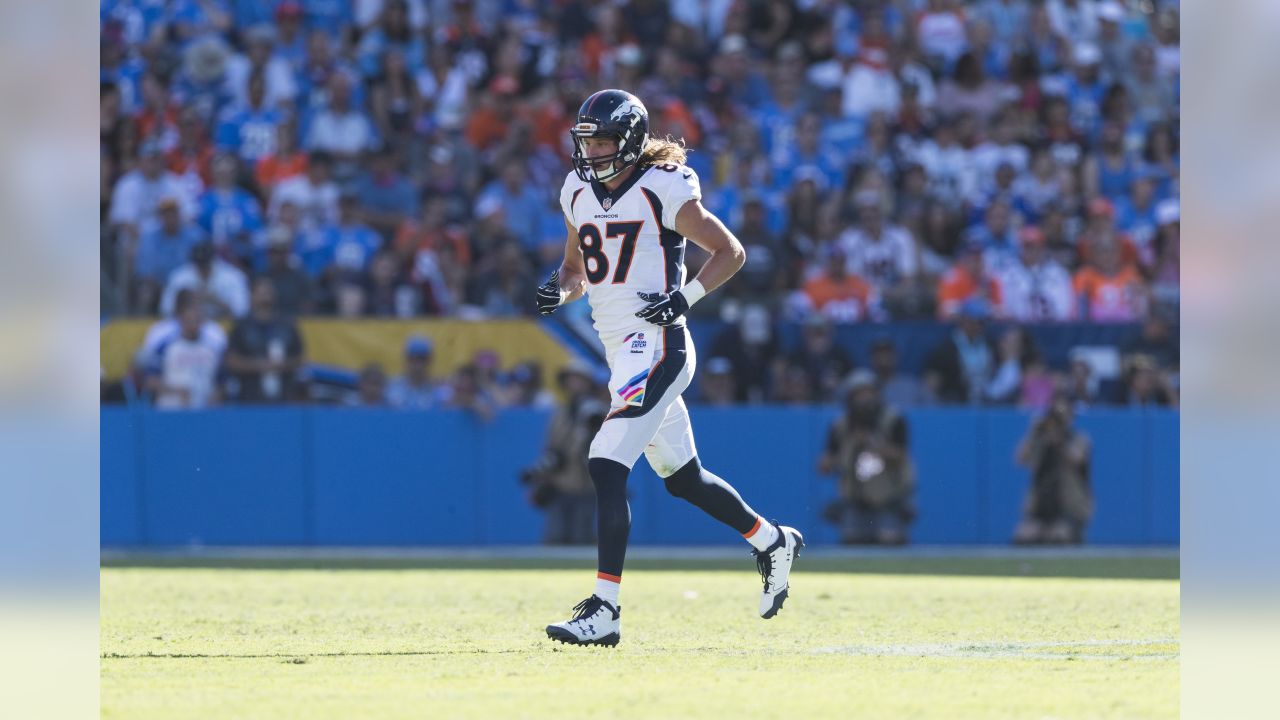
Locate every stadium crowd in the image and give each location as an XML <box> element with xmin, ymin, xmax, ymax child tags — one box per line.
<box><xmin>100</xmin><ymin>0</ymin><xmax>1180</xmax><ymax>410</ymax></box>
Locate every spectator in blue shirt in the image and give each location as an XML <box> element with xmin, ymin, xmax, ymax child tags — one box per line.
<box><xmin>1125</xmin><ymin>43</ymin><xmax>1176</xmax><ymax>126</ymax></box>
<box><xmin>1013</xmin><ymin>150</ymin><xmax>1062</xmax><ymax>224</ymax></box>
<box><xmin>295</xmin><ymin>28</ymin><xmax>361</xmax><ymax>121</ymax></box>
<box><xmin>717</xmin><ymin>34</ymin><xmax>771</xmax><ymax>107</ymax></box>
<box><xmin>215</xmin><ymin>71</ymin><xmax>282</xmax><ymax>165</ymax></box>
<box><xmin>817</xmin><ymin>87</ymin><xmax>865</xmax><ymax>161</ymax></box>
<box><xmin>197</xmin><ymin>154</ymin><xmax>264</xmax><ymax>263</ymax></box>
<box><xmin>99</xmin><ymin>29</ymin><xmax>146</xmax><ymax>114</ymax></box>
<box><xmin>230</xmin><ymin>0</ymin><xmax>275</xmax><ymax>30</ymax></box>
<box><xmin>1113</xmin><ymin>170</ymin><xmax>1161</xmax><ymax>268</ymax></box>
<box><xmin>302</xmin><ymin>0</ymin><xmax>354</xmax><ymax>39</ymax></box>
<box><xmin>1141</xmin><ymin>121</ymin><xmax>1179</xmax><ymax>200</ymax></box>
<box><xmin>477</xmin><ymin>162</ymin><xmax>548</xmax><ymax>253</ymax></box>
<box><xmin>755</xmin><ymin>43</ymin><xmax>811</xmax><ymax>165</ymax></box>
<box><xmin>167</xmin><ymin>0</ymin><xmax>234</xmax><ymax>47</ymax></box>
<box><xmin>703</xmin><ymin>158</ymin><xmax>751</xmax><ymax>236</ymax></box>
<box><xmin>977</xmin><ymin>0</ymin><xmax>1030</xmax><ymax>54</ymax></box>
<box><xmin>1085</xmin><ymin>121</ymin><xmax>1139</xmax><ymax>202</ymax></box>
<box><xmin>135</xmin><ymin>196</ymin><xmax>206</xmax><ymax>311</ymax></box>
<box><xmin>100</xmin><ymin>0</ymin><xmax>166</xmax><ymax>47</ymax></box>
<box><xmin>354</xmin><ymin>144</ymin><xmax>419</xmax><ymax>240</ymax></box>
<box><xmin>971</xmin><ymin>161</ymin><xmax>1021</xmax><ymax>225</ymax></box>
<box><xmin>1062</xmin><ymin>43</ymin><xmax>1107</xmax><ymax>138</ymax></box>
<box><xmin>277</xmin><ymin>199</ymin><xmax>333</xmax><ymax>278</ymax></box>
<box><xmin>1100</xmin><ymin>83</ymin><xmax>1149</xmax><ymax>158</ymax></box>
<box><xmin>326</xmin><ymin>191</ymin><xmax>383</xmax><ymax>276</ymax></box>
<box><xmin>771</xmin><ymin>113</ymin><xmax>845</xmax><ymax>193</ymax></box>
<box><xmin>172</xmin><ymin>35</ymin><xmax>237</xmax><ymax>123</ymax></box>
<box><xmin>702</xmin><ymin>154</ymin><xmax>786</xmax><ymax>239</ymax></box>
<box><xmin>386</xmin><ymin>335</ymin><xmax>440</xmax><ymax>410</ymax></box>
<box><xmin>356</xmin><ymin>0</ymin><xmax>423</xmax><ymax>77</ymax></box>
<box><xmin>965</xmin><ymin>197</ymin><xmax>1020</xmax><ymax>276</ymax></box>
<box><xmin>1026</xmin><ymin>3</ymin><xmax>1066</xmax><ymax>73</ymax></box>
<box><xmin>271</xmin><ymin>2</ymin><xmax>309</xmax><ymax>71</ymax></box>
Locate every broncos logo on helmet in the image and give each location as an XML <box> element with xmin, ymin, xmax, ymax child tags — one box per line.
<box><xmin>569</xmin><ymin>90</ymin><xmax>650</xmax><ymax>184</ymax></box>
<box><xmin>610</xmin><ymin>100</ymin><xmax>642</xmax><ymax>124</ymax></box>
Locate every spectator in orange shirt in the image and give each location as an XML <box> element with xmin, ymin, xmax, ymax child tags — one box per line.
<box><xmin>527</xmin><ymin>85</ymin><xmax>571</xmax><ymax>153</ymax></box>
<box><xmin>255</xmin><ymin>120</ymin><xmax>308</xmax><ymax>196</ymax></box>
<box><xmin>465</xmin><ymin>78</ymin><xmax>519</xmax><ymax>152</ymax></box>
<box><xmin>650</xmin><ymin>94</ymin><xmax>702</xmax><ymax>148</ymax></box>
<box><xmin>167</xmin><ymin>107</ymin><xmax>214</xmax><ymax>189</ymax></box>
<box><xmin>1076</xmin><ymin>197</ymin><xmax>1140</xmax><ymax>269</ymax></box>
<box><xmin>135</xmin><ymin>73</ymin><xmax>179</xmax><ymax>150</ymax></box>
<box><xmin>395</xmin><ymin>195</ymin><xmax>471</xmax><ymax>315</ymax></box>
<box><xmin>579</xmin><ymin>4</ymin><xmax>636</xmax><ymax>78</ymax></box>
<box><xmin>801</xmin><ymin>246</ymin><xmax>879</xmax><ymax>322</ymax></box>
<box><xmin>937</xmin><ymin>239</ymin><xmax>1003</xmax><ymax>320</ymax></box>
<box><xmin>394</xmin><ymin>194</ymin><xmax>471</xmax><ymax>267</ymax></box>
<box><xmin>1073</xmin><ymin>235</ymin><xmax>1147</xmax><ymax>322</ymax></box>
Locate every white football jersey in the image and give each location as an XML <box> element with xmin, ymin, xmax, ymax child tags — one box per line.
<box><xmin>560</xmin><ymin>163</ymin><xmax>701</xmax><ymax>349</ymax></box>
<box><xmin>156</xmin><ymin>337</ymin><xmax>221</xmax><ymax>409</ymax></box>
<box><xmin>998</xmin><ymin>260</ymin><xmax>1076</xmax><ymax>321</ymax></box>
<box><xmin>837</xmin><ymin>225</ymin><xmax>918</xmax><ymax>291</ymax></box>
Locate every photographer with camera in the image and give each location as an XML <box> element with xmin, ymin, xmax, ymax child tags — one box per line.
<box><xmin>1013</xmin><ymin>393</ymin><xmax>1094</xmax><ymax>544</ymax></box>
<box><xmin>521</xmin><ymin>363</ymin><xmax>606</xmax><ymax>545</ymax></box>
<box><xmin>818</xmin><ymin>370</ymin><xmax>916</xmax><ymax>545</ymax></box>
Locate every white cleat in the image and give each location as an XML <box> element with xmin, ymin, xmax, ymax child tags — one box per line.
<box><xmin>545</xmin><ymin>595</ymin><xmax>621</xmax><ymax>647</ymax></box>
<box><xmin>754</xmin><ymin>522</ymin><xmax>804</xmax><ymax>619</ymax></box>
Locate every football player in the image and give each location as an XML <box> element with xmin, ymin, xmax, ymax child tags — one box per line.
<box><xmin>538</xmin><ymin>89</ymin><xmax>804</xmax><ymax>647</ymax></box>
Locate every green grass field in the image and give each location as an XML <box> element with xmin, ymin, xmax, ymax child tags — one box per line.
<box><xmin>101</xmin><ymin>554</ymin><xmax>1179</xmax><ymax>719</ymax></box>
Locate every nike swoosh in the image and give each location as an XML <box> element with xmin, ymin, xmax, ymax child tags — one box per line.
<box><xmin>682</xmin><ymin>173</ymin><xmax>692</xmax><ymax>179</ymax></box>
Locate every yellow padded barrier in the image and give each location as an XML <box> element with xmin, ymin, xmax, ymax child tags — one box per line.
<box><xmin>100</xmin><ymin>318</ymin><xmax>573</xmax><ymax>383</ymax></box>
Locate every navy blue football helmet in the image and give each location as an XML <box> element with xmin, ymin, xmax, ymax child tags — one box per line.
<box><xmin>569</xmin><ymin>89</ymin><xmax>649</xmax><ymax>183</ymax></box>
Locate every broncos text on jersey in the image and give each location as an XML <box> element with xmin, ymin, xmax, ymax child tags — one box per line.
<box><xmin>560</xmin><ymin>163</ymin><xmax>701</xmax><ymax>348</ymax></box>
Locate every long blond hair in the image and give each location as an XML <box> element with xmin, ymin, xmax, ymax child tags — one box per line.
<box><xmin>638</xmin><ymin>135</ymin><xmax>690</xmax><ymax>167</ymax></box>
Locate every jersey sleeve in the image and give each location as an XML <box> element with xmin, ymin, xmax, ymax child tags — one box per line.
<box><xmin>660</xmin><ymin>165</ymin><xmax>702</xmax><ymax>231</ymax></box>
<box><xmin>559</xmin><ymin>172</ymin><xmax>580</xmax><ymax>226</ymax></box>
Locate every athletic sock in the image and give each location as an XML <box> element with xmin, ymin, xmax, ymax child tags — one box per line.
<box><xmin>588</xmin><ymin>457</ymin><xmax>631</xmax><ymax>604</ymax></box>
<box><xmin>743</xmin><ymin>516</ymin><xmax>780</xmax><ymax>552</ymax></box>
<box><xmin>594</xmin><ymin>572</ymin><xmax>621</xmax><ymax>607</ymax></box>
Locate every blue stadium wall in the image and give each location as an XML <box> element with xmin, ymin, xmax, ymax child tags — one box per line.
<box><xmin>101</xmin><ymin>406</ymin><xmax>1178</xmax><ymax>547</ymax></box>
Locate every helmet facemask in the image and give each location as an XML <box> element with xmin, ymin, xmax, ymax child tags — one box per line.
<box><xmin>570</xmin><ymin>118</ymin><xmax>642</xmax><ymax>183</ymax></box>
